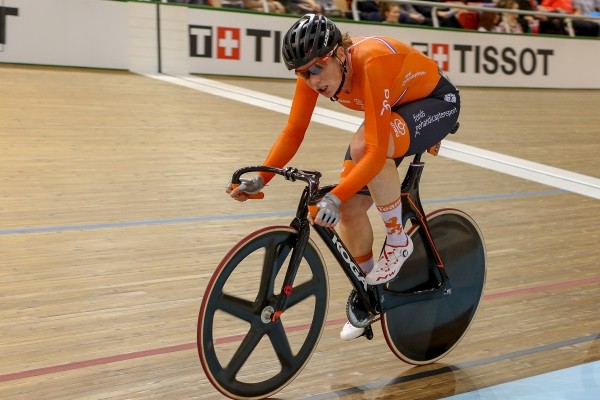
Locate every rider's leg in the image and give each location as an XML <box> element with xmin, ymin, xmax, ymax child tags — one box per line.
<box><xmin>338</xmin><ymin>193</ymin><xmax>375</xmax><ymax>341</ymax></box>
<box><xmin>367</xmin><ymin>158</ymin><xmax>409</xmax><ymax>247</ymax></box>
<box><xmin>337</xmin><ymin>144</ymin><xmax>376</xmax><ymax>269</ymax></box>
<box><xmin>348</xmin><ymin>127</ymin><xmax>402</xmax><ymax>214</ymax></box>
<box><xmin>338</xmin><ymin>193</ymin><xmax>373</xmax><ymax>267</ymax></box>
<box><xmin>362</xmin><ymin>87</ymin><xmax>460</xmax><ymax>285</ymax></box>
<box><xmin>339</xmin><ymin>129</ymin><xmax>407</xmax><ymax>340</ymax></box>
<box><xmin>349</xmin><ymin>127</ymin><xmax>413</xmax><ymax>286</ymax></box>
<box><xmin>337</xmin><ymin>142</ymin><xmax>377</xmax><ymax>340</ymax></box>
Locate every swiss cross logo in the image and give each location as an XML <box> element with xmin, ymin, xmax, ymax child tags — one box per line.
<box><xmin>217</xmin><ymin>27</ymin><xmax>240</xmax><ymax>60</ymax></box>
<box><xmin>189</xmin><ymin>25</ymin><xmax>284</xmax><ymax>62</ymax></box>
<box><xmin>431</xmin><ymin>44</ymin><xmax>449</xmax><ymax>71</ymax></box>
<box><xmin>411</xmin><ymin>42</ymin><xmax>450</xmax><ymax>71</ymax></box>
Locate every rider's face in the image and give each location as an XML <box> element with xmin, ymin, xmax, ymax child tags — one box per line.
<box><xmin>297</xmin><ymin>48</ymin><xmax>344</xmax><ymax>98</ymax></box>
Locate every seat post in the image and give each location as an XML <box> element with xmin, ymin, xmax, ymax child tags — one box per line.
<box><xmin>412</xmin><ymin>152</ymin><xmax>423</xmax><ymax>164</ymax></box>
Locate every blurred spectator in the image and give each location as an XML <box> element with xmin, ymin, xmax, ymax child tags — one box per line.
<box><xmin>478</xmin><ymin>10</ymin><xmax>501</xmax><ymax>31</ymax></box>
<box><xmin>362</xmin><ymin>1</ymin><xmax>441</xmax><ymax>26</ymax></box>
<box><xmin>397</xmin><ymin>2</ymin><xmax>430</xmax><ymax>24</ymax></box>
<box><xmin>221</xmin><ymin>0</ymin><xmax>245</xmax><ymax>7</ymax></box>
<box><xmin>497</xmin><ymin>0</ymin><xmax>525</xmax><ymax>32</ymax></box>
<box><xmin>412</xmin><ymin>1</ymin><xmax>464</xmax><ymax>28</ymax></box>
<box><xmin>573</xmin><ymin>0</ymin><xmax>600</xmax><ymax>34</ymax></box>
<box><xmin>245</xmin><ymin>0</ymin><xmax>286</xmax><ymax>13</ymax></box>
<box><xmin>168</xmin><ymin>0</ymin><xmax>213</xmax><ymax>3</ymax></box>
<box><xmin>538</xmin><ymin>0</ymin><xmax>573</xmax><ymax>12</ymax></box>
<box><xmin>381</xmin><ymin>2</ymin><xmax>402</xmax><ymax>23</ymax></box>
<box><xmin>317</xmin><ymin>0</ymin><xmax>344</xmax><ymax>17</ymax></box>
<box><xmin>378</xmin><ymin>1</ymin><xmax>430</xmax><ymax>24</ymax></box>
<box><xmin>573</xmin><ymin>0</ymin><xmax>600</xmax><ymax>14</ymax></box>
<box><xmin>512</xmin><ymin>0</ymin><xmax>541</xmax><ymax>33</ymax></box>
<box><xmin>288</xmin><ymin>0</ymin><xmax>323</xmax><ymax>14</ymax></box>
<box><xmin>538</xmin><ymin>0</ymin><xmax>599</xmax><ymax>35</ymax></box>
<box><xmin>537</xmin><ymin>0</ymin><xmax>572</xmax><ymax>34</ymax></box>
<box><xmin>354</xmin><ymin>0</ymin><xmax>385</xmax><ymax>21</ymax></box>
<box><xmin>344</xmin><ymin>0</ymin><xmax>460</xmax><ymax>28</ymax></box>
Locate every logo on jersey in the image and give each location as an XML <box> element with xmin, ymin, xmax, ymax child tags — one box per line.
<box><xmin>444</xmin><ymin>93</ymin><xmax>457</xmax><ymax>103</ymax></box>
<box><xmin>390</xmin><ymin>118</ymin><xmax>406</xmax><ymax>137</ymax></box>
<box><xmin>401</xmin><ymin>70</ymin><xmax>427</xmax><ymax>86</ymax></box>
<box><xmin>380</xmin><ymin>89</ymin><xmax>391</xmax><ymax>116</ymax></box>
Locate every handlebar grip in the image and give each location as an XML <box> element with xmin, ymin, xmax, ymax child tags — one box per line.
<box><xmin>231</xmin><ymin>183</ymin><xmax>265</xmax><ymax>200</ymax></box>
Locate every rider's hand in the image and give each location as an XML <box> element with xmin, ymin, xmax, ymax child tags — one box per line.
<box><xmin>227</xmin><ymin>175</ymin><xmax>265</xmax><ymax>201</ymax></box>
<box><xmin>314</xmin><ymin>193</ymin><xmax>342</xmax><ymax>228</ymax></box>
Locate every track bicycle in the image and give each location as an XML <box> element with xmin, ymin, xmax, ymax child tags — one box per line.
<box><xmin>197</xmin><ymin>145</ymin><xmax>487</xmax><ymax>400</ymax></box>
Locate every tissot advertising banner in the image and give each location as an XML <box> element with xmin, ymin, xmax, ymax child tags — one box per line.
<box><xmin>188</xmin><ymin>9</ymin><xmax>598</xmax><ymax>88</ymax></box>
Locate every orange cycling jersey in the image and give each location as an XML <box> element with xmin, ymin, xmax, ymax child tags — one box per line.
<box><xmin>258</xmin><ymin>36</ymin><xmax>443</xmax><ymax>202</ymax></box>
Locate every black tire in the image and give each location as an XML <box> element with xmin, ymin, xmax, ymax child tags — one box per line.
<box><xmin>198</xmin><ymin>226</ymin><xmax>329</xmax><ymax>399</ymax></box>
<box><xmin>381</xmin><ymin>209</ymin><xmax>486</xmax><ymax>364</ymax></box>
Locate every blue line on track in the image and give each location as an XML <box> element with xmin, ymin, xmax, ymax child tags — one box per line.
<box><xmin>0</xmin><ymin>189</ymin><xmax>566</xmax><ymax>236</ymax></box>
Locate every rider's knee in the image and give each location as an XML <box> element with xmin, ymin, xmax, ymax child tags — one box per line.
<box><xmin>340</xmin><ymin>195</ymin><xmax>372</xmax><ymax>222</ymax></box>
<box><xmin>350</xmin><ymin>128</ymin><xmax>366</xmax><ymax>162</ymax></box>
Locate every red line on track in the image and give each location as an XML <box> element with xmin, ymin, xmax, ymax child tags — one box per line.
<box><xmin>1</xmin><ymin>275</ymin><xmax>598</xmax><ymax>383</ymax></box>
<box><xmin>483</xmin><ymin>276</ymin><xmax>600</xmax><ymax>300</ymax></box>
<box><xmin>0</xmin><ymin>343</ymin><xmax>197</xmax><ymax>383</ymax></box>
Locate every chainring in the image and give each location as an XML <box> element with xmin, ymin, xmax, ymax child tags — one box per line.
<box><xmin>346</xmin><ymin>289</ymin><xmax>379</xmax><ymax>328</ymax></box>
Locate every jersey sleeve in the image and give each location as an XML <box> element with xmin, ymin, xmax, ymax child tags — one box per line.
<box><xmin>392</xmin><ymin>52</ymin><xmax>441</xmax><ymax>105</ymax></box>
<box><xmin>258</xmin><ymin>79</ymin><xmax>318</xmax><ymax>184</ymax></box>
<box><xmin>330</xmin><ymin>56</ymin><xmax>395</xmax><ymax>202</ymax></box>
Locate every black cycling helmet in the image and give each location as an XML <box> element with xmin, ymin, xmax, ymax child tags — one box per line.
<box><xmin>282</xmin><ymin>14</ymin><xmax>343</xmax><ymax>70</ymax></box>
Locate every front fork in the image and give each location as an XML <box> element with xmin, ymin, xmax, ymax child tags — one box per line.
<box><xmin>270</xmin><ymin>217</ymin><xmax>312</xmax><ymax>322</ymax></box>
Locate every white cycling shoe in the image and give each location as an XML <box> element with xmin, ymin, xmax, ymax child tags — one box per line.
<box><xmin>365</xmin><ymin>236</ymin><xmax>414</xmax><ymax>286</ymax></box>
<box><xmin>340</xmin><ymin>320</ymin><xmax>365</xmax><ymax>341</ymax></box>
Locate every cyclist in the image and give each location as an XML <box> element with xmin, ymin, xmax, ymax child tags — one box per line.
<box><xmin>227</xmin><ymin>14</ymin><xmax>460</xmax><ymax>340</ymax></box>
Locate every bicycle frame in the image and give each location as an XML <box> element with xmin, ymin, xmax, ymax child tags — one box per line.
<box><xmin>231</xmin><ymin>152</ymin><xmax>453</xmax><ymax>323</ymax></box>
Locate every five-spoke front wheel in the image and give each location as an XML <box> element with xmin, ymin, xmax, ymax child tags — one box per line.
<box><xmin>198</xmin><ymin>226</ymin><xmax>329</xmax><ymax>399</ymax></box>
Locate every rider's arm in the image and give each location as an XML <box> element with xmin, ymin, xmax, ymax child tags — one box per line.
<box><xmin>330</xmin><ymin>53</ymin><xmax>440</xmax><ymax>202</ymax></box>
<box><xmin>329</xmin><ymin>56</ymin><xmax>394</xmax><ymax>202</ymax></box>
<box><xmin>257</xmin><ymin>79</ymin><xmax>318</xmax><ymax>185</ymax></box>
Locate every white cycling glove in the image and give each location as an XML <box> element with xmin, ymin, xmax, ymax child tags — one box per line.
<box><xmin>315</xmin><ymin>193</ymin><xmax>342</xmax><ymax>228</ymax></box>
<box><xmin>235</xmin><ymin>175</ymin><xmax>265</xmax><ymax>194</ymax></box>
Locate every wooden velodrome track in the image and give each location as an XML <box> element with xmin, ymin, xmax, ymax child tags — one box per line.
<box><xmin>1</xmin><ymin>63</ymin><xmax>599</xmax><ymax>399</ymax></box>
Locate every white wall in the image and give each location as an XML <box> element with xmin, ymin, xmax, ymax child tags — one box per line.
<box><xmin>1</xmin><ymin>0</ymin><xmax>599</xmax><ymax>88</ymax></box>
<box><xmin>0</xmin><ymin>0</ymin><xmax>129</xmax><ymax>70</ymax></box>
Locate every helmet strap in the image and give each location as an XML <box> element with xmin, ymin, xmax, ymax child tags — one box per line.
<box><xmin>330</xmin><ymin>57</ymin><xmax>347</xmax><ymax>102</ymax></box>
